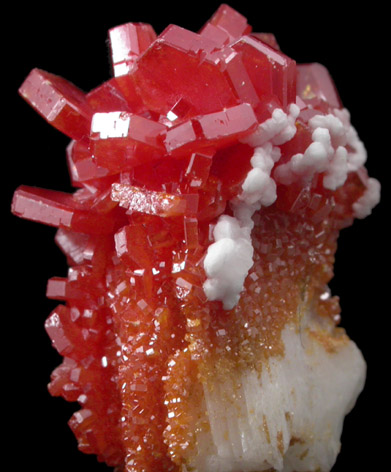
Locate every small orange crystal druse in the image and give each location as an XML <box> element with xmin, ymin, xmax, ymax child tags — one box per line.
<box><xmin>11</xmin><ymin>4</ymin><xmax>380</xmax><ymax>472</ymax></box>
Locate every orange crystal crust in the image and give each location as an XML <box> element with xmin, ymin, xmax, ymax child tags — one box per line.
<box><xmin>11</xmin><ymin>4</ymin><xmax>380</xmax><ymax>472</ymax></box>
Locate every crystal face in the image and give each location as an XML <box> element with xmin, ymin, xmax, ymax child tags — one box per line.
<box><xmin>11</xmin><ymin>4</ymin><xmax>380</xmax><ymax>472</ymax></box>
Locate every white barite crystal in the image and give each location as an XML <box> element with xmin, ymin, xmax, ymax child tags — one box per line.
<box><xmin>308</xmin><ymin>113</ymin><xmax>347</xmax><ymax>147</ymax></box>
<box><xmin>274</xmin><ymin>109</ymin><xmax>371</xmax><ymax>191</ymax></box>
<box><xmin>184</xmin><ymin>309</ymin><xmax>366</xmax><ymax>472</ymax></box>
<box><xmin>322</xmin><ymin>146</ymin><xmax>348</xmax><ymax>190</ymax></box>
<box><xmin>274</xmin><ymin>113</ymin><xmax>350</xmax><ymax>191</ymax></box>
<box><xmin>203</xmin><ymin>215</ymin><xmax>254</xmax><ymax>310</ymax></box>
<box><xmin>332</xmin><ymin>108</ymin><xmax>367</xmax><ymax>171</ymax></box>
<box><xmin>239</xmin><ymin>142</ymin><xmax>280</xmax><ymax>206</ymax></box>
<box><xmin>202</xmin><ymin>105</ymin><xmax>380</xmax><ymax>310</ymax></box>
<box><xmin>353</xmin><ymin>177</ymin><xmax>381</xmax><ymax>219</ymax></box>
<box><xmin>241</xmin><ymin>105</ymin><xmax>300</xmax><ymax>147</ymax></box>
<box><xmin>203</xmin><ymin>108</ymin><xmax>299</xmax><ymax>309</ymax></box>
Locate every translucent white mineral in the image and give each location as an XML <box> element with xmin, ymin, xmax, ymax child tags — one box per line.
<box><xmin>184</xmin><ymin>308</ymin><xmax>366</xmax><ymax>472</ymax></box>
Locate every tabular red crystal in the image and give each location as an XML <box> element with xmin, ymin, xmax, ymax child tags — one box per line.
<box><xmin>109</xmin><ymin>22</ymin><xmax>157</xmax><ymax>76</ymax></box>
<box><xmin>114</xmin><ymin>224</ymin><xmax>154</xmax><ymax>269</ymax></box>
<box><xmin>207</xmin><ymin>46</ymin><xmax>260</xmax><ymax>108</ymax></box>
<box><xmin>199</xmin><ymin>23</ymin><xmax>230</xmax><ymax>47</ymax></box>
<box><xmin>90</xmin><ymin>113</ymin><xmax>167</xmax><ymax>174</ymax></box>
<box><xmin>232</xmin><ymin>35</ymin><xmax>296</xmax><ymax>108</ymax></box>
<box><xmin>183</xmin><ymin>149</ymin><xmax>214</xmax><ymax>189</ymax></box>
<box><xmin>203</xmin><ymin>3</ymin><xmax>251</xmax><ymax>40</ymax></box>
<box><xmin>251</xmin><ymin>32</ymin><xmax>280</xmax><ymax>50</ymax></box>
<box><xmin>210</xmin><ymin>142</ymin><xmax>254</xmax><ymax>199</ymax></box>
<box><xmin>196</xmin><ymin>102</ymin><xmax>257</xmax><ymax>141</ymax></box>
<box><xmin>129</xmin><ymin>24</ymin><xmax>241</xmax><ymax>118</ymax></box>
<box><xmin>112</xmin><ymin>73</ymin><xmax>147</xmax><ymax>114</ymax></box>
<box><xmin>165</xmin><ymin>103</ymin><xmax>257</xmax><ymax>155</ymax></box>
<box><xmin>12</xmin><ymin>185</ymin><xmax>118</xmax><ymax>234</ymax></box>
<box><xmin>46</xmin><ymin>303</ymin><xmax>114</xmax><ymax>362</ymax></box>
<box><xmin>12</xmin><ymin>186</ymin><xmax>76</xmax><ymax>228</ymax></box>
<box><xmin>19</xmin><ymin>68</ymin><xmax>92</xmax><ymax>140</ymax></box>
<box><xmin>45</xmin><ymin>304</ymin><xmax>80</xmax><ymax>356</ymax></box>
<box><xmin>67</xmin><ymin>139</ymin><xmax>109</xmax><ymax>185</ymax></box>
<box><xmin>297</xmin><ymin>62</ymin><xmax>342</xmax><ymax>109</ymax></box>
<box><xmin>46</xmin><ymin>277</ymin><xmax>68</xmax><ymax>300</ymax></box>
<box><xmin>86</xmin><ymin>78</ymin><xmax>131</xmax><ymax>112</ymax></box>
<box><xmin>183</xmin><ymin>216</ymin><xmax>199</xmax><ymax>249</ymax></box>
<box><xmin>54</xmin><ymin>229</ymin><xmax>91</xmax><ymax>265</ymax></box>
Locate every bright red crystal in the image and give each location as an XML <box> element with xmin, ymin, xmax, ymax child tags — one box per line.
<box><xmin>205</xmin><ymin>3</ymin><xmax>251</xmax><ymax>40</ymax></box>
<box><xmin>231</xmin><ymin>35</ymin><xmax>296</xmax><ymax>108</ymax></box>
<box><xmin>11</xmin><ymin>4</ymin><xmax>379</xmax><ymax>472</ymax></box>
<box><xmin>19</xmin><ymin>69</ymin><xmax>92</xmax><ymax>140</ymax></box>
<box><xmin>90</xmin><ymin>112</ymin><xmax>167</xmax><ymax>174</ymax></box>
<box><xmin>87</xmin><ymin>79</ymin><xmax>132</xmax><ymax>112</ymax></box>
<box><xmin>109</xmin><ymin>23</ymin><xmax>157</xmax><ymax>76</ymax></box>
<box><xmin>11</xmin><ymin>185</ymin><xmax>121</xmax><ymax>234</ymax></box>
<box><xmin>297</xmin><ymin>62</ymin><xmax>342</xmax><ymax>110</ymax></box>
<box><xmin>125</xmin><ymin>19</ymin><xmax>271</xmax><ymax>122</ymax></box>
<box><xmin>164</xmin><ymin>103</ymin><xmax>258</xmax><ymax>156</ymax></box>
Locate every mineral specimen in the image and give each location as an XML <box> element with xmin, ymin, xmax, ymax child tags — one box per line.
<box><xmin>11</xmin><ymin>4</ymin><xmax>380</xmax><ymax>472</ymax></box>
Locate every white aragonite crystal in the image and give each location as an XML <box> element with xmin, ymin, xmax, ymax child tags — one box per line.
<box><xmin>183</xmin><ymin>308</ymin><xmax>366</xmax><ymax>472</ymax></box>
<box><xmin>240</xmin><ymin>105</ymin><xmax>300</xmax><ymax>148</ymax></box>
<box><xmin>273</xmin><ymin>109</ymin><xmax>369</xmax><ymax>192</ymax></box>
<box><xmin>203</xmin><ymin>127</ymin><xmax>286</xmax><ymax>310</ymax></box>
<box><xmin>353</xmin><ymin>177</ymin><xmax>381</xmax><ymax>219</ymax></box>
<box><xmin>203</xmin><ymin>215</ymin><xmax>254</xmax><ymax>310</ymax></box>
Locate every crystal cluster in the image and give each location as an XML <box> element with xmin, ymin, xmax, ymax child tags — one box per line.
<box><xmin>12</xmin><ymin>4</ymin><xmax>380</xmax><ymax>472</ymax></box>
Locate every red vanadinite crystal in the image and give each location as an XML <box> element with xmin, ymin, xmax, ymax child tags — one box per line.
<box><xmin>11</xmin><ymin>4</ymin><xmax>379</xmax><ymax>472</ymax></box>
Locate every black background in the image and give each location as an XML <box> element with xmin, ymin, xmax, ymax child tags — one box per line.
<box><xmin>3</xmin><ymin>1</ymin><xmax>388</xmax><ymax>470</ymax></box>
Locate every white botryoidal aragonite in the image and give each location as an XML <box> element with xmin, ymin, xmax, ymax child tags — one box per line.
<box><xmin>203</xmin><ymin>107</ymin><xmax>298</xmax><ymax>311</ymax></box>
<box><xmin>203</xmin><ymin>215</ymin><xmax>254</xmax><ymax>310</ymax></box>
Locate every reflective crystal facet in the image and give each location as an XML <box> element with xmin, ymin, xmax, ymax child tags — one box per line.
<box><xmin>19</xmin><ymin>68</ymin><xmax>92</xmax><ymax>140</ymax></box>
